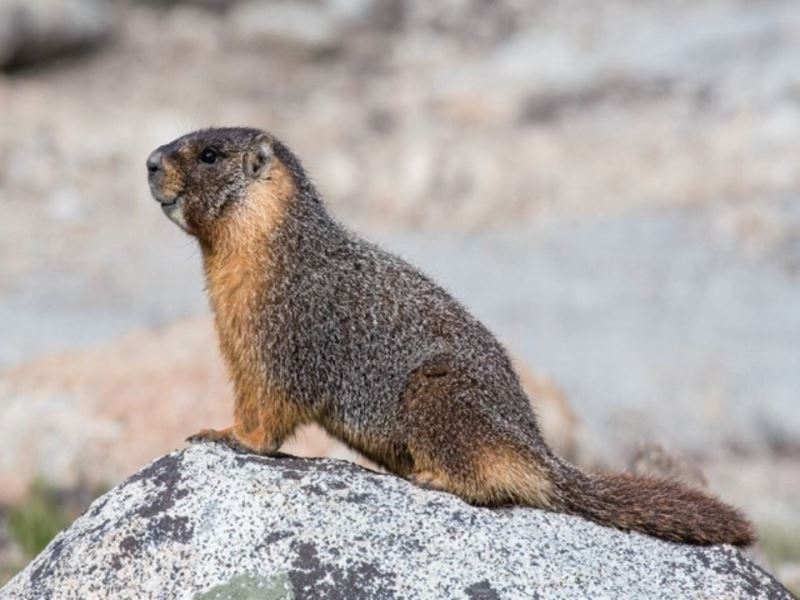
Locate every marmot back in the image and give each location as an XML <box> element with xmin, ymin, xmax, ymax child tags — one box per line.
<box><xmin>146</xmin><ymin>127</ymin><xmax>754</xmax><ymax>547</ymax></box>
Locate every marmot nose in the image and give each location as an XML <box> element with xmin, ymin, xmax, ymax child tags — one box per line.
<box><xmin>146</xmin><ymin>150</ymin><xmax>163</xmax><ymax>175</ymax></box>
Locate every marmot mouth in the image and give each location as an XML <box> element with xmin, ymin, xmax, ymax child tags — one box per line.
<box><xmin>160</xmin><ymin>195</ymin><xmax>190</xmax><ymax>233</ymax></box>
<box><xmin>154</xmin><ymin>189</ymin><xmax>183</xmax><ymax>211</ymax></box>
<box><xmin>160</xmin><ymin>194</ymin><xmax>183</xmax><ymax>215</ymax></box>
<box><xmin>149</xmin><ymin>181</ymin><xmax>183</xmax><ymax>207</ymax></box>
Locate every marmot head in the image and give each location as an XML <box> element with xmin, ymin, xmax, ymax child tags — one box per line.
<box><xmin>146</xmin><ymin>127</ymin><xmax>298</xmax><ymax>243</ymax></box>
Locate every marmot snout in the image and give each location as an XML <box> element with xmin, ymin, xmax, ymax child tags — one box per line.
<box><xmin>146</xmin><ymin>127</ymin><xmax>273</xmax><ymax>239</ymax></box>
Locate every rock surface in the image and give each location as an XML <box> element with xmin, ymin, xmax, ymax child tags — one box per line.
<box><xmin>0</xmin><ymin>444</ymin><xmax>789</xmax><ymax>599</ymax></box>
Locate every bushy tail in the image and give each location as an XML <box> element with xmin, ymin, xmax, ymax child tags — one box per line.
<box><xmin>553</xmin><ymin>467</ymin><xmax>755</xmax><ymax>546</ymax></box>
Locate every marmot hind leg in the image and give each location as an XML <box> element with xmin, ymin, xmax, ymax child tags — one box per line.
<box><xmin>403</xmin><ymin>364</ymin><xmax>554</xmax><ymax>507</ymax></box>
<box><xmin>407</xmin><ymin>430</ymin><xmax>554</xmax><ymax>508</ymax></box>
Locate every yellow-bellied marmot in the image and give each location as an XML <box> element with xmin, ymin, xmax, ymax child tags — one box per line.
<box><xmin>146</xmin><ymin>127</ymin><xmax>754</xmax><ymax>546</ymax></box>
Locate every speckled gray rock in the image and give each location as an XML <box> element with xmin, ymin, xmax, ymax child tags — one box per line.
<box><xmin>0</xmin><ymin>444</ymin><xmax>790</xmax><ymax>599</ymax></box>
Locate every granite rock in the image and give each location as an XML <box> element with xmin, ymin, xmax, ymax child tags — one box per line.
<box><xmin>0</xmin><ymin>443</ymin><xmax>790</xmax><ymax>599</ymax></box>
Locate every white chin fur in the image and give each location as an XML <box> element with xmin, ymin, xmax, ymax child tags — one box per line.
<box><xmin>162</xmin><ymin>199</ymin><xmax>189</xmax><ymax>232</ymax></box>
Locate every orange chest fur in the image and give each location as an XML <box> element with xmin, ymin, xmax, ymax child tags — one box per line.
<box><xmin>204</xmin><ymin>249</ymin><xmax>265</xmax><ymax>381</ymax></box>
<box><xmin>204</xmin><ymin>247</ymin><xmax>297</xmax><ymax>423</ymax></box>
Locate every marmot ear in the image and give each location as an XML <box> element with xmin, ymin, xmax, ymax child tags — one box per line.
<box><xmin>244</xmin><ymin>138</ymin><xmax>272</xmax><ymax>179</ymax></box>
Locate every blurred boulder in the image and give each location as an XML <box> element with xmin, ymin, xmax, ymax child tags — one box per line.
<box><xmin>227</xmin><ymin>0</ymin><xmax>378</xmax><ymax>54</ymax></box>
<box><xmin>515</xmin><ymin>360</ymin><xmax>585</xmax><ymax>464</ymax></box>
<box><xmin>0</xmin><ymin>318</ymin><xmax>227</xmax><ymax>503</ymax></box>
<box><xmin>129</xmin><ymin>0</ymin><xmax>236</xmax><ymax>11</ymax></box>
<box><xmin>0</xmin><ymin>0</ymin><xmax>113</xmax><ymax>71</ymax></box>
<box><xmin>0</xmin><ymin>317</ymin><xmax>580</xmax><ymax>503</ymax></box>
<box><xmin>629</xmin><ymin>442</ymin><xmax>708</xmax><ymax>490</ymax></box>
<box><xmin>1</xmin><ymin>444</ymin><xmax>791</xmax><ymax>599</ymax></box>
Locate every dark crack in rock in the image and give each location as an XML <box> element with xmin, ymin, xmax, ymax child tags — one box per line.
<box><xmin>465</xmin><ymin>580</ymin><xmax>502</xmax><ymax>600</ymax></box>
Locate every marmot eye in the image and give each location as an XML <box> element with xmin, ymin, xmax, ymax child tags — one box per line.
<box><xmin>199</xmin><ymin>148</ymin><xmax>219</xmax><ymax>164</ymax></box>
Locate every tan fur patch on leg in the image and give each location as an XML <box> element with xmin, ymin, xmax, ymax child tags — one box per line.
<box><xmin>232</xmin><ymin>388</ymin><xmax>309</xmax><ymax>454</ymax></box>
<box><xmin>476</xmin><ymin>445</ymin><xmax>553</xmax><ymax>507</ymax></box>
<box><xmin>410</xmin><ymin>470</ymin><xmax>449</xmax><ymax>491</ymax></box>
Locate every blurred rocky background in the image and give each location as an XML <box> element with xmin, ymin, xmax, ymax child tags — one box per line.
<box><xmin>0</xmin><ymin>0</ymin><xmax>798</xmax><ymax>591</ymax></box>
